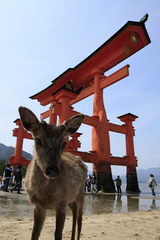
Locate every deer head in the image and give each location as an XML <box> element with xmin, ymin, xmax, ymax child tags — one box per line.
<box><xmin>19</xmin><ymin>107</ymin><xmax>85</xmax><ymax>179</ymax></box>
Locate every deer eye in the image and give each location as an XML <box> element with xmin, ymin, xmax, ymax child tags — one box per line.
<box><xmin>62</xmin><ymin>142</ymin><xmax>67</xmax><ymax>149</ymax></box>
<box><xmin>35</xmin><ymin>138</ymin><xmax>41</xmax><ymax>146</ymax></box>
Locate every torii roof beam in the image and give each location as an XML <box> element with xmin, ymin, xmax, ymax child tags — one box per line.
<box><xmin>30</xmin><ymin>17</ymin><xmax>150</xmax><ymax>106</ymax></box>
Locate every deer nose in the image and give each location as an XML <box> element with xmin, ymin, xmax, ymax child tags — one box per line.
<box><xmin>46</xmin><ymin>167</ymin><xmax>59</xmax><ymax>179</ymax></box>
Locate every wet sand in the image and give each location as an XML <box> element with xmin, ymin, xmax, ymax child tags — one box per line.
<box><xmin>1</xmin><ymin>210</ymin><xmax>160</xmax><ymax>239</ymax></box>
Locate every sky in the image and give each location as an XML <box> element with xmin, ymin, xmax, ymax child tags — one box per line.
<box><xmin>0</xmin><ymin>0</ymin><xmax>160</xmax><ymax>176</ymax></box>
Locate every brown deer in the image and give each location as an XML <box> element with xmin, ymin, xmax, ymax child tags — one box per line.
<box><xmin>18</xmin><ymin>107</ymin><xmax>87</xmax><ymax>240</ymax></box>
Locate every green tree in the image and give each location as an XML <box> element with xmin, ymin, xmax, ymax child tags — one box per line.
<box><xmin>0</xmin><ymin>159</ymin><xmax>7</xmax><ymax>176</ymax></box>
<box><xmin>21</xmin><ymin>166</ymin><xmax>27</xmax><ymax>178</ymax></box>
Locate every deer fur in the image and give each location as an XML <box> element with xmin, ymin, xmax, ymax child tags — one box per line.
<box><xmin>19</xmin><ymin>107</ymin><xmax>87</xmax><ymax>240</ymax></box>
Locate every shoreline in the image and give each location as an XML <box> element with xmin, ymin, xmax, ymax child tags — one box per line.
<box><xmin>1</xmin><ymin>190</ymin><xmax>160</xmax><ymax>218</ymax></box>
<box><xmin>0</xmin><ymin>210</ymin><xmax>160</xmax><ymax>239</ymax></box>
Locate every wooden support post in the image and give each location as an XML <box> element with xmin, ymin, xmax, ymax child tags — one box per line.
<box><xmin>49</xmin><ymin>101</ymin><xmax>58</xmax><ymax>124</ymax></box>
<box><xmin>9</xmin><ymin>120</ymin><xmax>24</xmax><ymax>168</ymax></box>
<box><xmin>92</xmin><ymin>70</ymin><xmax>115</xmax><ymax>193</ymax></box>
<box><xmin>53</xmin><ymin>89</ymin><xmax>77</xmax><ymax>151</ymax></box>
<box><xmin>54</xmin><ymin>90</ymin><xmax>76</xmax><ymax>124</ymax></box>
<box><xmin>69</xmin><ymin>133</ymin><xmax>82</xmax><ymax>151</ymax></box>
<box><xmin>118</xmin><ymin>114</ymin><xmax>140</xmax><ymax>193</ymax></box>
<box><xmin>126</xmin><ymin>165</ymin><xmax>140</xmax><ymax>193</ymax></box>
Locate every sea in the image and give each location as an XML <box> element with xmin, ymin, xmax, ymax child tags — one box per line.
<box><xmin>84</xmin><ymin>182</ymin><xmax>160</xmax><ymax>215</ymax></box>
<box><xmin>0</xmin><ymin>182</ymin><xmax>160</xmax><ymax>218</ymax></box>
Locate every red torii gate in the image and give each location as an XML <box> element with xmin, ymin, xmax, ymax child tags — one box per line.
<box><xmin>10</xmin><ymin>15</ymin><xmax>151</xmax><ymax>192</ymax></box>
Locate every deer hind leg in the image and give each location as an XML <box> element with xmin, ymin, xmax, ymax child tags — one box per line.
<box><xmin>55</xmin><ymin>205</ymin><xmax>66</xmax><ymax>240</ymax></box>
<box><xmin>68</xmin><ymin>202</ymin><xmax>77</xmax><ymax>240</ymax></box>
<box><xmin>76</xmin><ymin>193</ymin><xmax>85</xmax><ymax>240</ymax></box>
<box><xmin>77</xmin><ymin>207</ymin><xmax>83</xmax><ymax>240</ymax></box>
<box><xmin>31</xmin><ymin>205</ymin><xmax>46</xmax><ymax>240</ymax></box>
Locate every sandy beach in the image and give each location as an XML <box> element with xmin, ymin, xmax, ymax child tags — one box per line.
<box><xmin>0</xmin><ymin>210</ymin><xmax>160</xmax><ymax>240</ymax></box>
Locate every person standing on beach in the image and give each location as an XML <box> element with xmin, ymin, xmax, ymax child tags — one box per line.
<box><xmin>3</xmin><ymin>164</ymin><xmax>13</xmax><ymax>192</ymax></box>
<box><xmin>11</xmin><ymin>165</ymin><xmax>22</xmax><ymax>194</ymax></box>
<box><xmin>114</xmin><ymin>175</ymin><xmax>122</xmax><ymax>193</ymax></box>
<box><xmin>148</xmin><ymin>174</ymin><xmax>157</xmax><ymax>197</ymax></box>
<box><xmin>91</xmin><ymin>173</ymin><xmax>98</xmax><ymax>193</ymax></box>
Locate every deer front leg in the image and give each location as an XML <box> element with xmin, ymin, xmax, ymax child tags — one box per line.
<box><xmin>31</xmin><ymin>205</ymin><xmax>46</xmax><ymax>240</ymax></box>
<box><xmin>55</xmin><ymin>205</ymin><xmax>66</xmax><ymax>240</ymax></box>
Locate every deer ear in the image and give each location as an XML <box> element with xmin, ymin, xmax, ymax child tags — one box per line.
<box><xmin>18</xmin><ymin>107</ymin><xmax>40</xmax><ymax>134</ymax></box>
<box><xmin>63</xmin><ymin>114</ymin><xmax>85</xmax><ymax>137</ymax></box>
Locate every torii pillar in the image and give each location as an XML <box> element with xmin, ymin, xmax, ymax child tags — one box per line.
<box><xmin>9</xmin><ymin>119</ymin><xmax>33</xmax><ymax>168</ymax></box>
<box><xmin>92</xmin><ymin>71</ymin><xmax>115</xmax><ymax>192</ymax></box>
<box><xmin>69</xmin><ymin>132</ymin><xmax>82</xmax><ymax>150</ymax></box>
<box><xmin>51</xmin><ymin>89</ymin><xmax>77</xmax><ymax>151</ymax></box>
<box><xmin>49</xmin><ymin>99</ymin><xmax>58</xmax><ymax>124</ymax></box>
<box><xmin>11</xmin><ymin>119</ymin><xmax>24</xmax><ymax>169</ymax></box>
<box><xmin>118</xmin><ymin>113</ymin><xmax>140</xmax><ymax>193</ymax></box>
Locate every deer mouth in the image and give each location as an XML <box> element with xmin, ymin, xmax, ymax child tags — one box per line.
<box><xmin>44</xmin><ymin>167</ymin><xmax>60</xmax><ymax>179</ymax></box>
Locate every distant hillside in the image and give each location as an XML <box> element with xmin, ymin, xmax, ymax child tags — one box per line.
<box><xmin>137</xmin><ymin>168</ymin><xmax>160</xmax><ymax>183</ymax></box>
<box><xmin>114</xmin><ymin>167</ymin><xmax>160</xmax><ymax>183</ymax></box>
<box><xmin>0</xmin><ymin>143</ymin><xmax>32</xmax><ymax>163</ymax></box>
<box><xmin>0</xmin><ymin>143</ymin><xmax>159</xmax><ymax>183</ymax></box>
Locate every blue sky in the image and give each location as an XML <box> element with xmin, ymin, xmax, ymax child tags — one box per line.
<box><xmin>0</xmin><ymin>1</ymin><xmax>160</xmax><ymax>175</ymax></box>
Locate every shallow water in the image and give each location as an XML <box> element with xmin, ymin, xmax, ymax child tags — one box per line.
<box><xmin>84</xmin><ymin>193</ymin><xmax>160</xmax><ymax>215</ymax></box>
<box><xmin>0</xmin><ymin>183</ymin><xmax>160</xmax><ymax>218</ymax></box>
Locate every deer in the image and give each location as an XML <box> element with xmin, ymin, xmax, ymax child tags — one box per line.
<box><xmin>18</xmin><ymin>107</ymin><xmax>87</xmax><ymax>240</ymax></box>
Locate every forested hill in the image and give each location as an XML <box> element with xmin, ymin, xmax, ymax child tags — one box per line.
<box><xmin>0</xmin><ymin>143</ymin><xmax>32</xmax><ymax>163</ymax></box>
<box><xmin>137</xmin><ymin>168</ymin><xmax>160</xmax><ymax>183</ymax></box>
<box><xmin>0</xmin><ymin>143</ymin><xmax>159</xmax><ymax>183</ymax></box>
<box><xmin>114</xmin><ymin>167</ymin><xmax>160</xmax><ymax>183</ymax></box>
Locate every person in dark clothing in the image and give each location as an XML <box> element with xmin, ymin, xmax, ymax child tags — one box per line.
<box><xmin>11</xmin><ymin>165</ymin><xmax>22</xmax><ymax>194</ymax></box>
<box><xmin>114</xmin><ymin>175</ymin><xmax>122</xmax><ymax>193</ymax></box>
<box><xmin>3</xmin><ymin>164</ymin><xmax>13</xmax><ymax>192</ymax></box>
<box><xmin>91</xmin><ymin>173</ymin><xmax>98</xmax><ymax>193</ymax></box>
